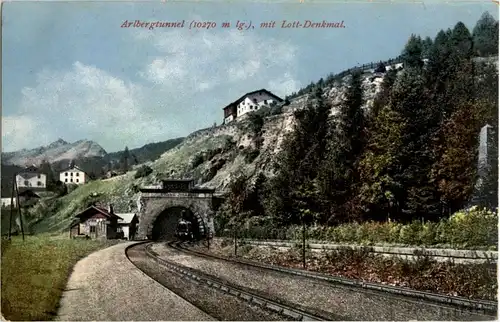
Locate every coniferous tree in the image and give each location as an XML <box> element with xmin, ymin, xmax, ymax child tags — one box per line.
<box><xmin>389</xmin><ymin>68</ymin><xmax>440</xmax><ymax>220</ymax></box>
<box><xmin>401</xmin><ymin>34</ymin><xmax>424</xmax><ymax>69</ymax></box>
<box><xmin>39</xmin><ymin>160</ymin><xmax>56</xmax><ymax>190</ymax></box>
<box><xmin>359</xmin><ymin>106</ymin><xmax>406</xmax><ymax>220</ymax></box>
<box><xmin>421</xmin><ymin>36</ymin><xmax>434</xmax><ymax>58</ymax></box>
<box><xmin>318</xmin><ymin>70</ymin><xmax>366</xmax><ymax>223</ymax></box>
<box><xmin>244</xmin><ymin>173</ymin><xmax>267</xmax><ymax>218</ymax></box>
<box><xmin>430</xmin><ymin>100</ymin><xmax>485</xmax><ymax>215</ymax></box>
<box><xmin>265</xmin><ymin>86</ymin><xmax>331</xmax><ymax>225</ymax></box>
<box><xmin>370</xmin><ymin>68</ymin><xmax>398</xmax><ymax>120</ymax></box>
<box><xmin>122</xmin><ymin>146</ymin><xmax>130</xmax><ymax>172</ymax></box>
<box><xmin>472</xmin><ymin>12</ymin><xmax>499</xmax><ymax>56</ymax></box>
<box><xmin>450</xmin><ymin>21</ymin><xmax>474</xmax><ymax>59</ymax></box>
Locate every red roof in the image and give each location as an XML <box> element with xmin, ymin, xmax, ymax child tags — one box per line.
<box><xmin>75</xmin><ymin>206</ymin><xmax>123</xmax><ymax>220</ymax></box>
<box><xmin>222</xmin><ymin>89</ymin><xmax>283</xmax><ymax>111</ymax></box>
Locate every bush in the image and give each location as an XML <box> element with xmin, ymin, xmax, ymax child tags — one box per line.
<box><xmin>190</xmin><ymin>153</ymin><xmax>205</xmax><ymax>169</ymax></box>
<box><xmin>374</xmin><ymin>61</ymin><xmax>386</xmax><ymax>73</ymax></box>
<box><xmin>242</xmin><ymin>148</ymin><xmax>260</xmax><ymax>163</ymax></box>
<box><xmin>446</xmin><ymin>206</ymin><xmax>498</xmax><ymax>247</ymax></box>
<box><xmin>233</xmin><ymin>207</ymin><xmax>497</xmax><ymax>249</ymax></box>
<box><xmin>222</xmin><ymin>137</ymin><xmax>236</xmax><ymax>152</ymax></box>
<box><xmin>134</xmin><ymin>165</ymin><xmax>153</xmax><ymax>179</ymax></box>
<box><xmin>247</xmin><ymin>112</ymin><xmax>265</xmax><ymax>136</ymax></box>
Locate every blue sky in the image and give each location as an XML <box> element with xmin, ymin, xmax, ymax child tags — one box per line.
<box><xmin>2</xmin><ymin>0</ymin><xmax>498</xmax><ymax>153</ymax></box>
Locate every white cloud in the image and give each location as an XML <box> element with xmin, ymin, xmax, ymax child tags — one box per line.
<box><xmin>268</xmin><ymin>72</ymin><xmax>302</xmax><ymax>97</ymax></box>
<box><xmin>2</xmin><ymin>115</ymin><xmax>47</xmax><ymax>152</ymax></box>
<box><xmin>3</xmin><ymin>29</ymin><xmax>302</xmax><ymax>152</ymax></box>
<box><xmin>5</xmin><ymin>61</ymin><xmax>176</xmax><ymax>151</ymax></box>
<box><xmin>135</xmin><ymin>29</ymin><xmax>301</xmax><ymax>94</ymax></box>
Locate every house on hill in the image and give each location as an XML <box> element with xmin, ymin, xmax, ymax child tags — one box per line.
<box><xmin>59</xmin><ymin>165</ymin><xmax>88</xmax><ymax>185</ymax></box>
<box><xmin>16</xmin><ymin>165</ymin><xmax>47</xmax><ymax>189</ymax></box>
<box><xmin>223</xmin><ymin>89</ymin><xmax>283</xmax><ymax>123</ymax></box>
<box><xmin>69</xmin><ymin>204</ymin><xmax>122</xmax><ymax>239</ymax></box>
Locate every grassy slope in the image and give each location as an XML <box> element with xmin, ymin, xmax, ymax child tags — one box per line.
<box><xmin>1</xmin><ymin>234</ymin><xmax>121</xmax><ymax>321</ymax></box>
<box><xmin>28</xmin><ymin>132</ymin><xmax>236</xmax><ymax>235</ymax></box>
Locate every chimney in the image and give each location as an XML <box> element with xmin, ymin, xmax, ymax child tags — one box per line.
<box><xmin>108</xmin><ymin>204</ymin><xmax>114</xmax><ymax>214</ymax></box>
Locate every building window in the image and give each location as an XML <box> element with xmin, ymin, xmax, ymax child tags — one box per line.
<box><xmin>65</xmin><ymin>179</ymin><xmax>68</xmax><ymax>183</ymax></box>
<box><xmin>71</xmin><ymin>173</ymin><xmax>73</xmax><ymax>176</ymax></box>
<box><xmin>24</xmin><ymin>180</ymin><xmax>29</xmax><ymax>186</ymax></box>
<box><xmin>37</xmin><ymin>181</ymin><xmax>42</xmax><ymax>186</ymax></box>
<box><xmin>65</xmin><ymin>173</ymin><xmax>68</xmax><ymax>176</ymax></box>
<box><xmin>70</xmin><ymin>179</ymin><xmax>73</xmax><ymax>183</ymax></box>
<box><xmin>37</xmin><ymin>174</ymin><xmax>41</xmax><ymax>179</ymax></box>
<box><xmin>253</xmin><ymin>98</ymin><xmax>257</xmax><ymax>103</ymax></box>
<box><xmin>117</xmin><ymin>227</ymin><xmax>122</xmax><ymax>232</ymax></box>
<box><xmin>76</xmin><ymin>179</ymin><xmax>79</xmax><ymax>183</ymax></box>
<box><xmin>76</xmin><ymin>173</ymin><xmax>79</xmax><ymax>177</ymax></box>
<box><xmin>90</xmin><ymin>226</ymin><xmax>96</xmax><ymax>233</ymax></box>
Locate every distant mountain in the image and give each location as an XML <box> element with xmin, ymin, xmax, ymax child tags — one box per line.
<box><xmin>0</xmin><ymin>137</ymin><xmax>185</xmax><ymax>196</ymax></box>
<box><xmin>2</xmin><ymin>139</ymin><xmax>107</xmax><ymax>167</ymax></box>
<box><xmin>107</xmin><ymin>138</ymin><xmax>185</xmax><ymax>165</ymax></box>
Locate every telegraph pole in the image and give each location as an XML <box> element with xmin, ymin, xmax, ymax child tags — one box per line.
<box><xmin>14</xmin><ymin>179</ymin><xmax>25</xmax><ymax>241</ymax></box>
<box><xmin>302</xmin><ymin>213</ymin><xmax>306</xmax><ymax>269</ymax></box>
<box><xmin>8</xmin><ymin>176</ymin><xmax>14</xmax><ymax>240</ymax></box>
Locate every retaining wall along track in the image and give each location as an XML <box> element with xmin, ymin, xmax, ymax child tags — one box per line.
<box><xmin>216</xmin><ymin>238</ymin><xmax>498</xmax><ymax>264</ymax></box>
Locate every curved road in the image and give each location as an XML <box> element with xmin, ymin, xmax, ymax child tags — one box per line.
<box><xmin>56</xmin><ymin>242</ymin><xmax>214</xmax><ymax>321</ymax></box>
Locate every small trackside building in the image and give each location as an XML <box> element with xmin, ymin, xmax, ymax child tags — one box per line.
<box><xmin>115</xmin><ymin>212</ymin><xmax>139</xmax><ymax>240</ymax></box>
<box><xmin>69</xmin><ymin>204</ymin><xmax>123</xmax><ymax>239</ymax></box>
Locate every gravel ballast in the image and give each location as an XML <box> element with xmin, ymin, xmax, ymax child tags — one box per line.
<box><xmin>151</xmin><ymin>242</ymin><xmax>494</xmax><ymax>321</ymax></box>
<box><xmin>128</xmin><ymin>243</ymin><xmax>286</xmax><ymax>321</ymax></box>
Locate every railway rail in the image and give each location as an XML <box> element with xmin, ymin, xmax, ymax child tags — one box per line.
<box><xmin>126</xmin><ymin>241</ymin><xmax>329</xmax><ymax>321</ymax></box>
<box><xmin>146</xmin><ymin>241</ymin><xmax>331</xmax><ymax>320</ymax></box>
<box><xmin>176</xmin><ymin>240</ymin><xmax>498</xmax><ymax>317</ymax></box>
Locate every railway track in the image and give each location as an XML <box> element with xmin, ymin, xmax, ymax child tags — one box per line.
<box><xmin>126</xmin><ymin>241</ymin><xmax>329</xmax><ymax>321</ymax></box>
<box><xmin>174</xmin><ymin>240</ymin><xmax>498</xmax><ymax>317</ymax></box>
<box><xmin>146</xmin><ymin>241</ymin><xmax>332</xmax><ymax>320</ymax></box>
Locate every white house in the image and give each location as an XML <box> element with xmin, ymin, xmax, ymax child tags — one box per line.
<box><xmin>223</xmin><ymin>89</ymin><xmax>283</xmax><ymax>123</ymax></box>
<box><xmin>16</xmin><ymin>166</ymin><xmax>47</xmax><ymax>189</ymax></box>
<box><xmin>59</xmin><ymin>166</ymin><xmax>87</xmax><ymax>185</ymax></box>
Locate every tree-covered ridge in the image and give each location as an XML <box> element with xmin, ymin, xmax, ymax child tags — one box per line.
<box><xmin>220</xmin><ymin>12</ymin><xmax>498</xmax><ymax>229</ymax></box>
<box><xmin>286</xmin><ymin>12</ymin><xmax>499</xmax><ymax>101</ymax></box>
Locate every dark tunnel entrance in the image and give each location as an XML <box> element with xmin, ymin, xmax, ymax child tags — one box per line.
<box><xmin>151</xmin><ymin>206</ymin><xmax>201</xmax><ymax>241</ymax></box>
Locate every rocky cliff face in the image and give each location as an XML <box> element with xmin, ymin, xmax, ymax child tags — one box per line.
<box><xmin>147</xmin><ymin>69</ymin><xmax>387</xmax><ymax>192</ymax></box>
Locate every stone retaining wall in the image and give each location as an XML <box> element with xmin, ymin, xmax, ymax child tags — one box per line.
<box><xmin>216</xmin><ymin>238</ymin><xmax>498</xmax><ymax>264</ymax></box>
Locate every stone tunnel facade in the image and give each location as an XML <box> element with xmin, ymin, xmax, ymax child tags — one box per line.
<box><xmin>136</xmin><ymin>185</ymin><xmax>217</xmax><ymax>240</ymax></box>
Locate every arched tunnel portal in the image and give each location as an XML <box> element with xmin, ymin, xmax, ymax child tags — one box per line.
<box><xmin>151</xmin><ymin>206</ymin><xmax>202</xmax><ymax>241</ymax></box>
<box><xmin>136</xmin><ymin>179</ymin><xmax>220</xmax><ymax>241</ymax></box>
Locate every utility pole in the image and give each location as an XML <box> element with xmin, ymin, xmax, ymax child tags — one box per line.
<box><xmin>234</xmin><ymin>223</ymin><xmax>238</xmax><ymax>257</ymax></box>
<box><xmin>8</xmin><ymin>176</ymin><xmax>14</xmax><ymax>240</ymax></box>
<box><xmin>302</xmin><ymin>213</ymin><xmax>306</xmax><ymax>269</ymax></box>
<box><xmin>15</xmin><ymin>179</ymin><xmax>25</xmax><ymax>241</ymax></box>
<box><xmin>206</xmin><ymin>219</ymin><xmax>210</xmax><ymax>251</ymax></box>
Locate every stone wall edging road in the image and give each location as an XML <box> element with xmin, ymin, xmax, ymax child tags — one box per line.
<box><xmin>217</xmin><ymin>238</ymin><xmax>498</xmax><ymax>263</ymax></box>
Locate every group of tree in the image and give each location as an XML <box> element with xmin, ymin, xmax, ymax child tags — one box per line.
<box><xmin>223</xmin><ymin>12</ymin><xmax>499</xmax><ymax>227</ymax></box>
<box><xmin>286</xmin><ymin>12</ymin><xmax>498</xmax><ymax>101</ymax></box>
